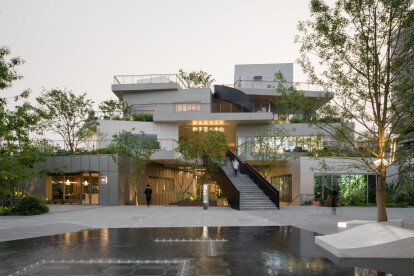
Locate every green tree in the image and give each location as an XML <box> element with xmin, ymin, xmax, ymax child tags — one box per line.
<box><xmin>109</xmin><ymin>130</ymin><xmax>160</xmax><ymax>205</ymax></box>
<box><xmin>98</xmin><ymin>96</ymin><xmax>131</xmax><ymax>119</ymax></box>
<box><xmin>296</xmin><ymin>0</ymin><xmax>414</xmax><ymax>221</ymax></box>
<box><xmin>178</xmin><ymin>69</ymin><xmax>215</xmax><ymax>88</ymax></box>
<box><xmin>176</xmin><ymin>130</ymin><xmax>228</xmax><ymax>196</ymax></box>
<box><xmin>0</xmin><ymin>46</ymin><xmax>24</xmax><ymax>91</ymax></box>
<box><xmin>36</xmin><ymin>89</ymin><xmax>97</xmax><ymax>153</ymax></box>
<box><xmin>0</xmin><ymin>47</ymin><xmax>50</xmax><ymax>201</ymax></box>
<box><xmin>249</xmin><ymin>125</ymin><xmax>293</xmax><ymax>180</ymax></box>
<box><xmin>272</xmin><ymin>71</ymin><xmax>321</xmax><ymax>122</ymax></box>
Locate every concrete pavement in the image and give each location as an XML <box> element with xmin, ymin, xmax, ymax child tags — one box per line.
<box><xmin>1</xmin><ymin>205</ymin><xmax>413</xmax><ymax>242</ymax></box>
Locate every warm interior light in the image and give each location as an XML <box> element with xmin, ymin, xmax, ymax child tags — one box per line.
<box><xmin>84</xmin><ymin>180</ymin><xmax>88</xmax><ymax>186</ymax></box>
<box><xmin>338</xmin><ymin>222</ymin><xmax>348</xmax><ymax>228</ymax></box>
<box><xmin>65</xmin><ymin>179</ymin><xmax>70</xmax><ymax>186</ymax></box>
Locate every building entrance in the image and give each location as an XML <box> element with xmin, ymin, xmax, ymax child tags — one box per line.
<box><xmin>47</xmin><ymin>172</ymin><xmax>99</xmax><ymax>204</ymax></box>
<box><xmin>82</xmin><ymin>172</ymin><xmax>99</xmax><ymax>205</ymax></box>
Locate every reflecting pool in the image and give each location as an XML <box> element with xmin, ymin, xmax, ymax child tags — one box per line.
<box><xmin>0</xmin><ymin>226</ymin><xmax>412</xmax><ymax>275</ymax></box>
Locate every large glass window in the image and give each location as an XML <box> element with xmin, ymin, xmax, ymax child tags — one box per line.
<box><xmin>368</xmin><ymin>175</ymin><xmax>377</xmax><ymax>204</ymax></box>
<box><xmin>50</xmin><ymin>174</ymin><xmax>81</xmax><ymax>204</ymax></box>
<box><xmin>175</xmin><ymin>103</ymin><xmax>201</xmax><ymax>112</ymax></box>
<box><xmin>236</xmin><ymin>135</ymin><xmax>324</xmax><ymax>155</ymax></box>
<box><xmin>323</xmin><ymin>175</ymin><xmax>332</xmax><ymax>200</ymax></box>
<box><xmin>314</xmin><ymin>175</ymin><xmax>323</xmax><ymax>202</ymax></box>
<box><xmin>314</xmin><ymin>174</ymin><xmax>376</xmax><ymax>205</ymax></box>
<box><xmin>47</xmin><ymin>172</ymin><xmax>99</xmax><ymax>204</ymax></box>
<box><xmin>131</xmin><ymin>104</ymin><xmax>156</xmax><ymax>115</ymax></box>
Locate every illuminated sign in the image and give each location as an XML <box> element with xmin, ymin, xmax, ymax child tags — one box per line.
<box><xmin>100</xmin><ymin>176</ymin><xmax>108</xmax><ymax>184</ymax></box>
<box><xmin>192</xmin><ymin>126</ymin><xmax>225</xmax><ymax>132</ymax></box>
<box><xmin>203</xmin><ymin>184</ymin><xmax>208</xmax><ymax>204</ymax></box>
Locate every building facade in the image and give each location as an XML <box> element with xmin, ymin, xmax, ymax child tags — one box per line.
<box><xmin>30</xmin><ymin>63</ymin><xmax>398</xmax><ymax>207</ymax></box>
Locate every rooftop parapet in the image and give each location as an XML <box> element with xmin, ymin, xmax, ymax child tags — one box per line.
<box><xmin>112</xmin><ymin>74</ymin><xmax>188</xmax><ymax>95</ymax></box>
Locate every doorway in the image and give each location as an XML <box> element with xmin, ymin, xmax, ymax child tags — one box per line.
<box><xmin>82</xmin><ymin>172</ymin><xmax>99</xmax><ymax>205</ymax></box>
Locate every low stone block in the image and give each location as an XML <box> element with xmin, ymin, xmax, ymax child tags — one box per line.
<box><xmin>315</xmin><ymin>223</ymin><xmax>414</xmax><ymax>258</ymax></box>
<box><xmin>337</xmin><ymin>219</ymin><xmax>404</xmax><ymax>232</ymax></box>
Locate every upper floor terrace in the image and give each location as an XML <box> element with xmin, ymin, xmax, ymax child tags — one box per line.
<box><xmin>112</xmin><ymin>74</ymin><xmax>187</xmax><ymax>97</ymax></box>
<box><xmin>109</xmin><ymin>74</ymin><xmax>335</xmax><ymax>123</ymax></box>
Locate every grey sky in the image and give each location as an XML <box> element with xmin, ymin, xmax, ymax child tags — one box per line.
<box><xmin>1</xmin><ymin>0</ymin><xmax>314</xmax><ymax>107</ymax></box>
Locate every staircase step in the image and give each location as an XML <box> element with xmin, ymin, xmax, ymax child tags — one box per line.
<box><xmin>222</xmin><ymin>161</ymin><xmax>278</xmax><ymax>210</ymax></box>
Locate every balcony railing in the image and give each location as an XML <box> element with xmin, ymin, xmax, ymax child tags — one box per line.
<box><xmin>211</xmin><ymin>102</ymin><xmax>272</xmax><ymax>113</ymax></box>
<box><xmin>113</xmin><ymin>74</ymin><xmax>188</xmax><ymax>89</ymax></box>
<box><xmin>47</xmin><ymin>138</ymin><xmax>179</xmax><ymax>153</ymax></box>
<box><xmin>224</xmin><ymin>79</ymin><xmax>332</xmax><ymax>92</ymax></box>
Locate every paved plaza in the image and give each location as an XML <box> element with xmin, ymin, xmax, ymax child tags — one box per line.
<box><xmin>1</xmin><ymin>205</ymin><xmax>414</xmax><ymax>242</ymax></box>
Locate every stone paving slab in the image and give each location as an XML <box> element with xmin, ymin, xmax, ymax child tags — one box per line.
<box><xmin>0</xmin><ymin>205</ymin><xmax>413</xmax><ymax>242</ymax></box>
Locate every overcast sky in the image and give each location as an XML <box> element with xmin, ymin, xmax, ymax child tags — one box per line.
<box><xmin>1</xmin><ymin>0</ymin><xmax>318</xmax><ymax>108</ymax></box>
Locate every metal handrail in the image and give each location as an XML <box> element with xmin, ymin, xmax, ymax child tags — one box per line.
<box><xmin>227</xmin><ymin>150</ymin><xmax>280</xmax><ymax>209</ymax></box>
<box><xmin>288</xmin><ymin>194</ymin><xmax>301</xmax><ymax>206</ymax></box>
<box><xmin>229</xmin><ymin>80</ymin><xmax>332</xmax><ymax>92</ymax></box>
<box><xmin>288</xmin><ymin>193</ymin><xmax>314</xmax><ymax>206</ymax></box>
<box><xmin>113</xmin><ymin>74</ymin><xmax>188</xmax><ymax>89</ymax></box>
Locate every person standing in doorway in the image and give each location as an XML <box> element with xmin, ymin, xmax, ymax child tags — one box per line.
<box><xmin>232</xmin><ymin>158</ymin><xmax>239</xmax><ymax>176</ymax></box>
<box><xmin>144</xmin><ymin>184</ymin><xmax>153</xmax><ymax>207</ymax></box>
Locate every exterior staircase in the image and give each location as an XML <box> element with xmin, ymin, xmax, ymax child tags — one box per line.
<box><xmin>221</xmin><ymin>161</ymin><xmax>277</xmax><ymax>210</ymax></box>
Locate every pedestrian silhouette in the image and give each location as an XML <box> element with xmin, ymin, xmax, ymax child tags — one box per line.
<box><xmin>144</xmin><ymin>184</ymin><xmax>152</xmax><ymax>207</ymax></box>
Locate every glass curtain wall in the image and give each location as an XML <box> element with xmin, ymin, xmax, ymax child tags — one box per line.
<box><xmin>313</xmin><ymin>174</ymin><xmax>377</xmax><ymax>205</ymax></box>
<box><xmin>236</xmin><ymin>136</ymin><xmax>324</xmax><ymax>154</ymax></box>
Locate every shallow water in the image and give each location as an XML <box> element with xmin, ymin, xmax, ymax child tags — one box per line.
<box><xmin>0</xmin><ymin>226</ymin><xmax>412</xmax><ymax>275</ymax></box>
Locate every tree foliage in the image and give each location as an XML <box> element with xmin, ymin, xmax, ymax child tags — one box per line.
<box><xmin>296</xmin><ymin>0</ymin><xmax>414</xmax><ymax>221</ymax></box>
<box><xmin>249</xmin><ymin>125</ymin><xmax>293</xmax><ymax>180</ymax></box>
<box><xmin>98</xmin><ymin>97</ymin><xmax>131</xmax><ymax>119</ymax></box>
<box><xmin>176</xmin><ymin>130</ymin><xmax>228</xmax><ymax>188</ymax></box>
<box><xmin>36</xmin><ymin>89</ymin><xmax>97</xmax><ymax>153</ymax></box>
<box><xmin>109</xmin><ymin>130</ymin><xmax>160</xmax><ymax>205</ymax></box>
<box><xmin>0</xmin><ymin>46</ymin><xmax>24</xmax><ymax>91</ymax></box>
<box><xmin>272</xmin><ymin>71</ymin><xmax>322</xmax><ymax>121</ymax></box>
<box><xmin>0</xmin><ymin>47</ymin><xmax>50</xmax><ymax>201</ymax></box>
<box><xmin>178</xmin><ymin>69</ymin><xmax>215</xmax><ymax>88</ymax></box>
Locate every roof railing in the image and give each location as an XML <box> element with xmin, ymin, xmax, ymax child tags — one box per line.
<box><xmin>113</xmin><ymin>74</ymin><xmax>188</xmax><ymax>89</ymax></box>
<box><xmin>226</xmin><ymin>79</ymin><xmax>332</xmax><ymax>92</ymax></box>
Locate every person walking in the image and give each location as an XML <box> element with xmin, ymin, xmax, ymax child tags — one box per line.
<box><xmin>144</xmin><ymin>184</ymin><xmax>153</xmax><ymax>207</ymax></box>
<box><xmin>232</xmin><ymin>158</ymin><xmax>239</xmax><ymax>176</ymax></box>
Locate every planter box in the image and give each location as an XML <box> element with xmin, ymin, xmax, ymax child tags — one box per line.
<box><xmin>178</xmin><ymin>201</ymin><xmax>217</xmax><ymax>207</ymax></box>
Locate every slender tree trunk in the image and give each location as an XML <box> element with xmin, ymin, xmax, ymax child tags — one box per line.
<box><xmin>134</xmin><ymin>183</ymin><xmax>138</xmax><ymax>206</ymax></box>
<box><xmin>377</xmin><ymin>168</ymin><xmax>388</xmax><ymax>222</ymax></box>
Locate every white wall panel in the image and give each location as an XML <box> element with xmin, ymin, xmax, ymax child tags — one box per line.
<box><xmin>98</xmin><ymin>121</ymin><xmax>179</xmax><ymax>149</ymax></box>
<box><xmin>234</xmin><ymin>63</ymin><xmax>294</xmax><ymax>86</ymax></box>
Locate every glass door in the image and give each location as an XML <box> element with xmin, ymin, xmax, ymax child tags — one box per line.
<box><xmin>82</xmin><ymin>173</ymin><xmax>90</xmax><ymax>204</ymax></box>
<box><xmin>91</xmin><ymin>173</ymin><xmax>99</xmax><ymax>205</ymax></box>
<box><xmin>51</xmin><ymin>176</ymin><xmax>64</xmax><ymax>203</ymax></box>
<box><xmin>81</xmin><ymin>172</ymin><xmax>99</xmax><ymax>205</ymax></box>
<box><xmin>64</xmin><ymin>175</ymin><xmax>81</xmax><ymax>203</ymax></box>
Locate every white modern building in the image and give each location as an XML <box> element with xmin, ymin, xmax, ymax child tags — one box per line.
<box><xmin>29</xmin><ymin>64</ymin><xmax>397</xmax><ymax>208</ymax></box>
<box><xmin>90</xmin><ymin>63</ymin><xmax>395</xmax><ymax>208</ymax></box>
